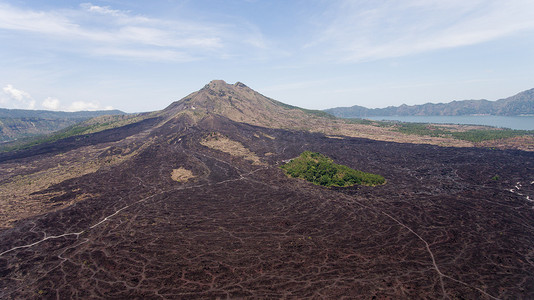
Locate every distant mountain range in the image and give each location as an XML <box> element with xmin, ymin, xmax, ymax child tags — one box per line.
<box><xmin>324</xmin><ymin>88</ymin><xmax>534</xmax><ymax>118</ymax></box>
<box><xmin>0</xmin><ymin>108</ymin><xmax>125</xmax><ymax>142</ymax></box>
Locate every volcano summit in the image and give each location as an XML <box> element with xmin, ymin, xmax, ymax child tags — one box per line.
<box><xmin>1</xmin><ymin>81</ymin><xmax>533</xmax><ymax>299</ymax></box>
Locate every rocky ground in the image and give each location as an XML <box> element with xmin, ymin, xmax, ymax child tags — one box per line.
<box><xmin>1</xmin><ymin>115</ymin><xmax>533</xmax><ymax>299</ymax></box>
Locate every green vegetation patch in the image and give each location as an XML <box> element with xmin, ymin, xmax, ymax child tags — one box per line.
<box><xmin>392</xmin><ymin>123</ymin><xmax>449</xmax><ymax>137</ymax></box>
<box><xmin>281</xmin><ymin>151</ymin><xmax>386</xmax><ymax>187</ymax></box>
<box><xmin>345</xmin><ymin>118</ymin><xmax>378</xmax><ymax>125</ymax></box>
<box><xmin>389</xmin><ymin>122</ymin><xmax>533</xmax><ymax>142</ymax></box>
<box><xmin>0</xmin><ymin>114</ymin><xmax>145</xmax><ymax>152</ymax></box>
<box><xmin>449</xmin><ymin>129</ymin><xmax>532</xmax><ymax>142</ymax></box>
<box><xmin>0</xmin><ymin>124</ymin><xmax>95</xmax><ymax>152</ymax></box>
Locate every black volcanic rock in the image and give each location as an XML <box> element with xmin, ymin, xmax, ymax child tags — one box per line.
<box><xmin>0</xmin><ymin>81</ymin><xmax>533</xmax><ymax>299</ymax></box>
<box><xmin>325</xmin><ymin>88</ymin><xmax>534</xmax><ymax>117</ymax></box>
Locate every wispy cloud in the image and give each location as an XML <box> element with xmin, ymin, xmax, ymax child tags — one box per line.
<box><xmin>262</xmin><ymin>79</ymin><xmax>332</xmax><ymax>93</ymax></box>
<box><xmin>80</xmin><ymin>3</ymin><xmax>126</xmax><ymax>17</ymax></box>
<box><xmin>308</xmin><ymin>0</ymin><xmax>534</xmax><ymax>62</ymax></box>
<box><xmin>0</xmin><ymin>2</ymin><xmax>265</xmax><ymax>61</ymax></box>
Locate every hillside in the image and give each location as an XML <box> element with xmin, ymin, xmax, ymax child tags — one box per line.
<box><xmin>325</xmin><ymin>88</ymin><xmax>534</xmax><ymax>117</ymax></box>
<box><xmin>156</xmin><ymin>80</ymin><xmax>534</xmax><ymax>151</ymax></box>
<box><xmin>161</xmin><ymin>80</ymin><xmax>333</xmax><ymax>128</ymax></box>
<box><xmin>6</xmin><ymin>81</ymin><xmax>531</xmax><ymax>154</ymax></box>
<box><xmin>0</xmin><ymin>81</ymin><xmax>533</xmax><ymax>299</ymax></box>
<box><xmin>0</xmin><ymin>108</ymin><xmax>126</xmax><ymax>142</ymax></box>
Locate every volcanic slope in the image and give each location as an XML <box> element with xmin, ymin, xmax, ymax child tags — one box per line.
<box><xmin>1</xmin><ymin>81</ymin><xmax>534</xmax><ymax>299</ymax></box>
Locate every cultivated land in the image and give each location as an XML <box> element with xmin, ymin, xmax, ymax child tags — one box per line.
<box><xmin>0</xmin><ymin>81</ymin><xmax>533</xmax><ymax>299</ymax></box>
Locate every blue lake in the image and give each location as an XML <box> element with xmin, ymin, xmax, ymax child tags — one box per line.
<box><xmin>366</xmin><ymin>115</ymin><xmax>534</xmax><ymax>130</ymax></box>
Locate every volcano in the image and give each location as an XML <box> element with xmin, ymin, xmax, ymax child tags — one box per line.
<box><xmin>1</xmin><ymin>81</ymin><xmax>533</xmax><ymax>299</ymax></box>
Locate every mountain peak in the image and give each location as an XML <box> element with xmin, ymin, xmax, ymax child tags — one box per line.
<box><xmin>205</xmin><ymin>79</ymin><xmax>228</xmax><ymax>88</ymax></box>
<box><xmin>203</xmin><ymin>80</ymin><xmax>249</xmax><ymax>91</ymax></box>
<box><xmin>234</xmin><ymin>81</ymin><xmax>248</xmax><ymax>88</ymax></box>
<box><xmin>163</xmin><ymin>80</ymin><xmax>277</xmax><ymax>122</ymax></box>
<box><xmin>161</xmin><ymin>80</ymin><xmax>333</xmax><ymax>129</ymax></box>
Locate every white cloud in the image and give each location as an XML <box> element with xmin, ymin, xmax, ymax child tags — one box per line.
<box><xmin>0</xmin><ymin>2</ymin><xmax>264</xmax><ymax>62</ymax></box>
<box><xmin>1</xmin><ymin>84</ymin><xmax>35</xmax><ymax>109</ymax></box>
<box><xmin>309</xmin><ymin>0</ymin><xmax>534</xmax><ymax>62</ymax></box>
<box><xmin>0</xmin><ymin>87</ymin><xmax>114</xmax><ymax>112</ymax></box>
<box><xmin>67</xmin><ymin>101</ymin><xmax>113</xmax><ymax>112</ymax></box>
<box><xmin>92</xmin><ymin>47</ymin><xmax>194</xmax><ymax>62</ymax></box>
<box><xmin>42</xmin><ymin>97</ymin><xmax>60</xmax><ymax>110</ymax></box>
<box><xmin>3</xmin><ymin>84</ymin><xmax>31</xmax><ymax>101</ymax></box>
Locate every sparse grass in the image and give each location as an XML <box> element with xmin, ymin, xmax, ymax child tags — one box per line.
<box><xmin>0</xmin><ymin>138</ymin><xmax>154</xmax><ymax>229</ymax></box>
<box><xmin>0</xmin><ymin>151</ymin><xmax>102</xmax><ymax>228</ymax></box>
<box><xmin>171</xmin><ymin>168</ymin><xmax>195</xmax><ymax>182</ymax></box>
<box><xmin>200</xmin><ymin>132</ymin><xmax>262</xmax><ymax>164</ymax></box>
<box><xmin>260</xmin><ymin>132</ymin><xmax>275</xmax><ymax>140</ymax></box>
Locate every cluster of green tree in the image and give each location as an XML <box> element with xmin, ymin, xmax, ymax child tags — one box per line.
<box><xmin>280</xmin><ymin>151</ymin><xmax>386</xmax><ymax>187</ymax></box>
<box><xmin>392</xmin><ymin>123</ymin><xmax>448</xmax><ymax>137</ymax></box>
<box><xmin>389</xmin><ymin>122</ymin><xmax>533</xmax><ymax>142</ymax></box>
<box><xmin>345</xmin><ymin>118</ymin><xmax>377</xmax><ymax>125</ymax></box>
<box><xmin>449</xmin><ymin>129</ymin><xmax>533</xmax><ymax>142</ymax></box>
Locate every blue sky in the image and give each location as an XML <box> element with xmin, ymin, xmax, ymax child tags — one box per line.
<box><xmin>1</xmin><ymin>0</ymin><xmax>533</xmax><ymax>112</ymax></box>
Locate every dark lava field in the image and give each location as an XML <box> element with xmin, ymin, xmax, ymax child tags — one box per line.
<box><xmin>1</xmin><ymin>114</ymin><xmax>534</xmax><ymax>299</ymax></box>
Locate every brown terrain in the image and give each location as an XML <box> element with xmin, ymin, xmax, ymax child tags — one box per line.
<box><xmin>0</xmin><ymin>81</ymin><xmax>533</xmax><ymax>299</ymax></box>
